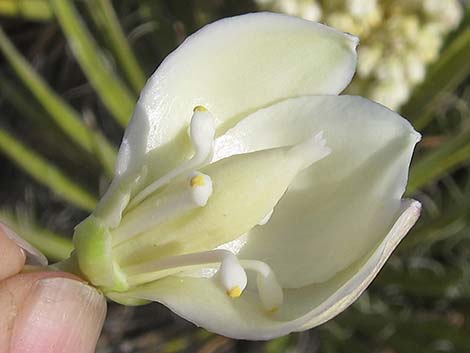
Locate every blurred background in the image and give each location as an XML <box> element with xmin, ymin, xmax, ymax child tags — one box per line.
<box><xmin>0</xmin><ymin>0</ymin><xmax>469</xmax><ymax>352</ymax></box>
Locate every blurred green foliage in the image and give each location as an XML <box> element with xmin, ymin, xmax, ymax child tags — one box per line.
<box><xmin>0</xmin><ymin>1</ymin><xmax>469</xmax><ymax>352</ymax></box>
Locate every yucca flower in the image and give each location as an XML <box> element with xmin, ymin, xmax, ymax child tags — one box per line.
<box><xmin>56</xmin><ymin>13</ymin><xmax>421</xmax><ymax>339</ymax></box>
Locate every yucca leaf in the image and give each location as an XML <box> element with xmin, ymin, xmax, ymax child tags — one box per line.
<box><xmin>0</xmin><ymin>27</ymin><xmax>116</xmax><ymax>175</ymax></box>
<box><xmin>0</xmin><ymin>0</ymin><xmax>52</xmax><ymax>21</ymax></box>
<box><xmin>85</xmin><ymin>0</ymin><xmax>146</xmax><ymax>93</ymax></box>
<box><xmin>0</xmin><ymin>128</ymin><xmax>97</xmax><ymax>211</ymax></box>
<box><xmin>407</xmin><ymin>131</ymin><xmax>470</xmax><ymax>194</ymax></box>
<box><xmin>50</xmin><ymin>0</ymin><xmax>136</xmax><ymax>126</ymax></box>
<box><xmin>0</xmin><ymin>209</ymin><xmax>73</xmax><ymax>261</ymax></box>
<box><xmin>0</xmin><ymin>75</ymin><xmax>51</xmax><ymax>125</ymax></box>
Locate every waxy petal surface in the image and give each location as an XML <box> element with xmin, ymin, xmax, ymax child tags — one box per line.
<box><xmin>213</xmin><ymin>95</ymin><xmax>420</xmax><ymax>286</ymax></box>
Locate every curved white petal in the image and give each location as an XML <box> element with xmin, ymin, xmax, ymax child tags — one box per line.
<box><xmin>213</xmin><ymin>95</ymin><xmax>420</xmax><ymax>287</ymax></box>
<box><xmin>296</xmin><ymin>200</ymin><xmax>421</xmax><ymax>331</ymax></box>
<box><xmin>123</xmin><ymin>200</ymin><xmax>420</xmax><ymax>340</ymax></box>
<box><xmin>116</xmin><ymin>13</ymin><xmax>358</xmax><ymax>181</ymax></box>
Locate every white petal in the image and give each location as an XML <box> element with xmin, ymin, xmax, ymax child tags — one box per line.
<box><xmin>122</xmin><ymin>200</ymin><xmax>420</xmax><ymax>340</ymax></box>
<box><xmin>296</xmin><ymin>200</ymin><xmax>421</xmax><ymax>331</ymax></box>
<box><xmin>116</xmin><ymin>13</ymin><xmax>358</xmax><ymax>180</ymax></box>
<box><xmin>214</xmin><ymin>95</ymin><xmax>420</xmax><ymax>287</ymax></box>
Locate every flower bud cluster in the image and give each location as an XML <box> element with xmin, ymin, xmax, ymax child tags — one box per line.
<box><xmin>257</xmin><ymin>0</ymin><xmax>463</xmax><ymax>109</ymax></box>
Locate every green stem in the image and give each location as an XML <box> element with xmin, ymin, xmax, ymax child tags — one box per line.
<box><xmin>51</xmin><ymin>254</ymin><xmax>83</xmax><ymax>276</ymax></box>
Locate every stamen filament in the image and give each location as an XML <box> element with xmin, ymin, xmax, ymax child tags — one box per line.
<box><xmin>241</xmin><ymin>260</ymin><xmax>284</xmax><ymax>312</ymax></box>
<box><xmin>122</xmin><ymin>248</ymin><xmax>284</xmax><ymax>311</ymax></box>
<box><xmin>128</xmin><ymin>107</ymin><xmax>215</xmax><ymax>209</ymax></box>
<box><xmin>124</xmin><ymin>249</ymin><xmax>245</xmax><ymax>287</ymax></box>
<box><xmin>112</xmin><ymin>172</ymin><xmax>212</xmax><ymax>245</ymax></box>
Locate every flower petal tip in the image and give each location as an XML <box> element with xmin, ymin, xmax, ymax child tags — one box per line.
<box><xmin>346</xmin><ymin>33</ymin><xmax>360</xmax><ymax>49</ymax></box>
<box><xmin>408</xmin><ymin>199</ymin><xmax>422</xmax><ymax>219</ymax></box>
<box><xmin>413</xmin><ymin>130</ymin><xmax>423</xmax><ymax>143</ymax></box>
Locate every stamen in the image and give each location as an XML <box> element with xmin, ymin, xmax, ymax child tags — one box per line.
<box><xmin>193</xmin><ymin>105</ymin><xmax>208</xmax><ymax>112</ymax></box>
<box><xmin>128</xmin><ymin>107</ymin><xmax>215</xmax><ymax>209</ymax></box>
<box><xmin>124</xmin><ymin>249</ymin><xmax>247</xmax><ymax>292</ymax></box>
<box><xmin>227</xmin><ymin>286</ymin><xmax>243</xmax><ymax>298</ymax></box>
<box><xmin>190</xmin><ymin>174</ymin><xmax>206</xmax><ymax>187</ymax></box>
<box><xmin>288</xmin><ymin>131</ymin><xmax>331</xmax><ymax>171</ymax></box>
<box><xmin>241</xmin><ymin>260</ymin><xmax>284</xmax><ymax>312</ymax></box>
<box><xmin>218</xmin><ymin>254</ymin><xmax>248</xmax><ymax>298</ymax></box>
<box><xmin>123</xmin><ymin>248</ymin><xmax>284</xmax><ymax>311</ymax></box>
<box><xmin>112</xmin><ymin>172</ymin><xmax>213</xmax><ymax>244</ymax></box>
<box><xmin>188</xmin><ymin>171</ymin><xmax>213</xmax><ymax>207</ymax></box>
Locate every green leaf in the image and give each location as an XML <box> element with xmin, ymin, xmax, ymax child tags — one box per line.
<box><xmin>337</xmin><ymin>310</ymin><xmax>469</xmax><ymax>353</ymax></box>
<box><xmin>0</xmin><ymin>128</ymin><xmax>97</xmax><ymax>211</ymax></box>
<box><xmin>402</xmin><ymin>24</ymin><xmax>470</xmax><ymax>129</ymax></box>
<box><xmin>85</xmin><ymin>0</ymin><xmax>146</xmax><ymax>93</ymax></box>
<box><xmin>0</xmin><ymin>210</ymin><xmax>73</xmax><ymax>261</ymax></box>
<box><xmin>50</xmin><ymin>0</ymin><xmax>136</xmax><ymax>126</ymax></box>
<box><xmin>399</xmin><ymin>205</ymin><xmax>470</xmax><ymax>252</ymax></box>
<box><xmin>376</xmin><ymin>266</ymin><xmax>465</xmax><ymax>299</ymax></box>
<box><xmin>0</xmin><ymin>74</ymin><xmax>52</xmax><ymax>125</ymax></box>
<box><xmin>0</xmin><ymin>0</ymin><xmax>52</xmax><ymax>21</ymax></box>
<box><xmin>407</xmin><ymin>131</ymin><xmax>470</xmax><ymax>194</ymax></box>
<box><xmin>0</xmin><ymin>27</ymin><xmax>116</xmax><ymax>175</ymax></box>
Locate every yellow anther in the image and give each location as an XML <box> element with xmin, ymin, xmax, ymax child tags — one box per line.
<box><xmin>190</xmin><ymin>174</ymin><xmax>206</xmax><ymax>187</ymax></box>
<box><xmin>227</xmin><ymin>286</ymin><xmax>242</xmax><ymax>298</ymax></box>
<box><xmin>193</xmin><ymin>105</ymin><xmax>208</xmax><ymax>112</ymax></box>
<box><xmin>268</xmin><ymin>307</ymin><xmax>279</xmax><ymax>314</ymax></box>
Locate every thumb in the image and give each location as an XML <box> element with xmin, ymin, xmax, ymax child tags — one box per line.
<box><xmin>9</xmin><ymin>276</ymin><xmax>106</xmax><ymax>353</ymax></box>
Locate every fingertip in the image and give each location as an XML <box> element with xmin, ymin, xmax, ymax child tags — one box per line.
<box><xmin>9</xmin><ymin>277</ymin><xmax>106</xmax><ymax>353</ymax></box>
<box><xmin>0</xmin><ymin>223</ymin><xmax>48</xmax><ymax>267</ymax></box>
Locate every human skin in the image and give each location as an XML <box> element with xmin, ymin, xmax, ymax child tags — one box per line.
<box><xmin>0</xmin><ymin>224</ymin><xmax>107</xmax><ymax>353</ymax></box>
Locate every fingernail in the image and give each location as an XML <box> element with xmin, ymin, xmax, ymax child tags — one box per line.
<box><xmin>0</xmin><ymin>222</ymin><xmax>48</xmax><ymax>266</ymax></box>
<box><xmin>10</xmin><ymin>277</ymin><xmax>106</xmax><ymax>353</ymax></box>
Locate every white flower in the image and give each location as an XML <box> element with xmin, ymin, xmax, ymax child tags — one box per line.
<box><xmin>70</xmin><ymin>13</ymin><xmax>421</xmax><ymax>340</ymax></box>
<box><xmin>357</xmin><ymin>44</ymin><xmax>382</xmax><ymax>77</ymax></box>
<box><xmin>423</xmin><ymin>0</ymin><xmax>463</xmax><ymax>30</ymax></box>
<box><xmin>346</xmin><ymin>0</ymin><xmax>378</xmax><ymax>17</ymax></box>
